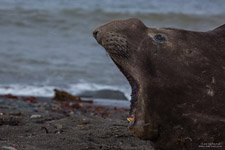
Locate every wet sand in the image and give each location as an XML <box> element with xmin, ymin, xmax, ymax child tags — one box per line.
<box><xmin>0</xmin><ymin>94</ymin><xmax>154</xmax><ymax>150</ymax></box>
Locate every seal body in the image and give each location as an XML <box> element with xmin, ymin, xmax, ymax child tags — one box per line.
<box><xmin>93</xmin><ymin>18</ymin><xmax>225</xmax><ymax>149</ymax></box>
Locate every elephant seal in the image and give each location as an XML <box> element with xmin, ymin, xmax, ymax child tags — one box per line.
<box><xmin>93</xmin><ymin>18</ymin><xmax>225</xmax><ymax>149</ymax></box>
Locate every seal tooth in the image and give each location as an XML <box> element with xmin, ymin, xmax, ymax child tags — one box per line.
<box><xmin>127</xmin><ymin>115</ymin><xmax>135</xmax><ymax>125</ymax></box>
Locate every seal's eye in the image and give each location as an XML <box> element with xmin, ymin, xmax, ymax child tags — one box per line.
<box><xmin>153</xmin><ymin>34</ymin><xmax>166</xmax><ymax>43</ymax></box>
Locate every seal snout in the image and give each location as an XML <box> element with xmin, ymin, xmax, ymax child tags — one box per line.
<box><xmin>93</xmin><ymin>28</ymin><xmax>102</xmax><ymax>44</ymax></box>
<box><xmin>93</xmin><ymin>29</ymin><xmax>99</xmax><ymax>39</ymax></box>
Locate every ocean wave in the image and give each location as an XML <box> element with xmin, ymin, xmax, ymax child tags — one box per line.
<box><xmin>1</xmin><ymin>0</ymin><xmax>225</xmax><ymax>15</ymax></box>
<box><xmin>0</xmin><ymin>83</ymin><xmax>130</xmax><ymax>100</ymax></box>
<box><xmin>0</xmin><ymin>7</ymin><xmax>224</xmax><ymax>29</ymax></box>
<box><xmin>0</xmin><ymin>84</ymin><xmax>55</xmax><ymax>97</ymax></box>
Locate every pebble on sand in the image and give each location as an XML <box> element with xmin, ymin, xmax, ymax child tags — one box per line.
<box><xmin>2</xmin><ymin>146</ymin><xmax>18</xmax><ymax>150</ymax></box>
<box><xmin>30</xmin><ymin>114</ymin><xmax>42</xmax><ymax>119</ymax></box>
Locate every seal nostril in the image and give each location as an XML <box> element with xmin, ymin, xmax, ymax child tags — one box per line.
<box><xmin>93</xmin><ymin>30</ymin><xmax>99</xmax><ymax>39</ymax></box>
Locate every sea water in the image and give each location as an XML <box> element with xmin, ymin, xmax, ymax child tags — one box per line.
<box><xmin>0</xmin><ymin>0</ymin><xmax>225</xmax><ymax>99</ymax></box>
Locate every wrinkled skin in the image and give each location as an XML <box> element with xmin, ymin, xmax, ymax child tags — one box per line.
<box><xmin>93</xmin><ymin>18</ymin><xmax>225</xmax><ymax>149</ymax></box>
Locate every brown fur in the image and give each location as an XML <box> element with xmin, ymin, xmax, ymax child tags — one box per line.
<box><xmin>93</xmin><ymin>18</ymin><xmax>225</xmax><ymax>149</ymax></box>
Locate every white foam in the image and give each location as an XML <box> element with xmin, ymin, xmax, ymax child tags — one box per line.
<box><xmin>0</xmin><ymin>84</ymin><xmax>55</xmax><ymax>97</ymax></box>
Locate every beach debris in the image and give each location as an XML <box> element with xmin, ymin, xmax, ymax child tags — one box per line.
<box><xmin>0</xmin><ymin>94</ymin><xmax>37</xmax><ymax>104</ymax></box>
<box><xmin>22</xmin><ymin>96</ymin><xmax>37</xmax><ymax>103</ymax></box>
<box><xmin>9</xmin><ymin>112</ymin><xmax>22</xmax><ymax>116</ymax></box>
<box><xmin>54</xmin><ymin>124</ymin><xmax>63</xmax><ymax>134</ymax></box>
<box><xmin>53</xmin><ymin>89</ymin><xmax>81</xmax><ymax>101</ymax></box>
<box><xmin>53</xmin><ymin>89</ymin><xmax>95</xmax><ymax>112</ymax></box>
<box><xmin>30</xmin><ymin>114</ymin><xmax>42</xmax><ymax>119</ymax></box>
<box><xmin>76</xmin><ymin>118</ymin><xmax>91</xmax><ymax>129</ymax></box>
<box><xmin>81</xmin><ymin>118</ymin><xmax>90</xmax><ymax>125</ymax></box>
<box><xmin>41</xmin><ymin>124</ymin><xmax>63</xmax><ymax>134</ymax></box>
<box><xmin>1</xmin><ymin>146</ymin><xmax>18</xmax><ymax>150</ymax></box>
<box><xmin>41</xmin><ymin>126</ymin><xmax>49</xmax><ymax>134</ymax></box>
<box><xmin>69</xmin><ymin>111</ymin><xmax>74</xmax><ymax>116</ymax></box>
<box><xmin>1</xmin><ymin>94</ymin><xmax>18</xmax><ymax>100</ymax></box>
<box><xmin>0</xmin><ymin>115</ymin><xmax>20</xmax><ymax>126</ymax></box>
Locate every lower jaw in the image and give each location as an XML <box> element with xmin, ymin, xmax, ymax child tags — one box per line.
<box><xmin>129</xmin><ymin>119</ymin><xmax>159</xmax><ymax>140</ymax></box>
<box><xmin>128</xmin><ymin>95</ymin><xmax>159</xmax><ymax>140</ymax></box>
<box><xmin>116</xmin><ymin>66</ymin><xmax>159</xmax><ymax>139</ymax></box>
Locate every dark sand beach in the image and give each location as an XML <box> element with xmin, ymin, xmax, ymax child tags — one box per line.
<box><xmin>0</xmin><ymin>92</ymin><xmax>154</xmax><ymax>150</ymax></box>
<box><xmin>1</xmin><ymin>1</ymin><xmax>225</xmax><ymax>150</ymax></box>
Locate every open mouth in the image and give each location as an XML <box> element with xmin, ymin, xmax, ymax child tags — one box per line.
<box><xmin>122</xmin><ymin>67</ymin><xmax>139</xmax><ymax>116</ymax></box>
<box><xmin>124</xmin><ymin>71</ymin><xmax>139</xmax><ymax>126</ymax></box>
<box><xmin>111</xmin><ymin>60</ymin><xmax>139</xmax><ymax>117</ymax></box>
<box><xmin>109</xmin><ymin>47</ymin><xmax>158</xmax><ymax>140</ymax></box>
<box><xmin>93</xmin><ymin>26</ymin><xmax>158</xmax><ymax>139</ymax></box>
<box><xmin>100</xmin><ymin>37</ymin><xmax>139</xmax><ymax>125</ymax></box>
<box><xmin>93</xmin><ymin>29</ymin><xmax>140</xmax><ymax>125</ymax></box>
